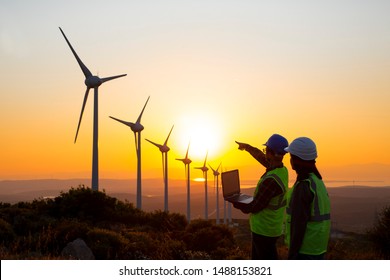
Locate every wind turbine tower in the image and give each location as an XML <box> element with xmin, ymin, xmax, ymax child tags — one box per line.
<box><xmin>59</xmin><ymin>27</ymin><xmax>126</xmax><ymax>191</ymax></box>
<box><xmin>176</xmin><ymin>143</ymin><xmax>192</xmax><ymax>223</ymax></box>
<box><xmin>195</xmin><ymin>152</ymin><xmax>209</xmax><ymax>220</ymax></box>
<box><xmin>209</xmin><ymin>163</ymin><xmax>221</xmax><ymax>224</ymax></box>
<box><xmin>109</xmin><ymin>96</ymin><xmax>150</xmax><ymax>209</ymax></box>
<box><xmin>145</xmin><ymin>125</ymin><xmax>174</xmax><ymax>212</ymax></box>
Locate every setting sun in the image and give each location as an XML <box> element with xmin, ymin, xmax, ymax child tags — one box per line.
<box><xmin>175</xmin><ymin>113</ymin><xmax>224</xmax><ymax>161</ymax></box>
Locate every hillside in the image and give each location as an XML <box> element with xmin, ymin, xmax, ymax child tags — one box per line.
<box><xmin>1</xmin><ymin>179</ymin><xmax>390</xmax><ymax>233</ymax></box>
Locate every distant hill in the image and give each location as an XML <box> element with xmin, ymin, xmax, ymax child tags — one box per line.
<box><xmin>327</xmin><ymin>186</ymin><xmax>390</xmax><ymax>233</ymax></box>
<box><xmin>1</xmin><ymin>179</ymin><xmax>389</xmax><ymax>233</ymax></box>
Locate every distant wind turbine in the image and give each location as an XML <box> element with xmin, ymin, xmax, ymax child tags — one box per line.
<box><xmin>195</xmin><ymin>152</ymin><xmax>209</xmax><ymax>220</ymax></box>
<box><xmin>209</xmin><ymin>162</ymin><xmax>222</xmax><ymax>224</ymax></box>
<box><xmin>145</xmin><ymin>125</ymin><xmax>174</xmax><ymax>212</ymax></box>
<box><xmin>59</xmin><ymin>27</ymin><xmax>126</xmax><ymax>191</ymax></box>
<box><xmin>109</xmin><ymin>96</ymin><xmax>150</xmax><ymax>209</ymax></box>
<box><xmin>176</xmin><ymin>143</ymin><xmax>192</xmax><ymax>222</ymax></box>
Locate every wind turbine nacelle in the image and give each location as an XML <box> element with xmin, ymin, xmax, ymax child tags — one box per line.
<box><xmin>160</xmin><ymin>146</ymin><xmax>170</xmax><ymax>153</ymax></box>
<box><xmin>131</xmin><ymin>123</ymin><xmax>145</xmax><ymax>132</ymax></box>
<box><xmin>85</xmin><ymin>76</ymin><xmax>102</xmax><ymax>88</ymax></box>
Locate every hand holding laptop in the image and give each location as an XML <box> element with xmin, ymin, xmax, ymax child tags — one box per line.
<box><xmin>221</xmin><ymin>169</ymin><xmax>254</xmax><ymax>205</ymax></box>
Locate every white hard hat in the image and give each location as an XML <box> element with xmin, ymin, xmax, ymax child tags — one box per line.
<box><xmin>284</xmin><ymin>137</ymin><xmax>317</xmax><ymax>161</ymax></box>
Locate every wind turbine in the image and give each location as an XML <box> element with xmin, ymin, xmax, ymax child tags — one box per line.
<box><xmin>59</xmin><ymin>27</ymin><xmax>126</xmax><ymax>191</ymax></box>
<box><xmin>209</xmin><ymin>162</ymin><xmax>222</xmax><ymax>224</ymax></box>
<box><xmin>109</xmin><ymin>96</ymin><xmax>150</xmax><ymax>209</ymax></box>
<box><xmin>176</xmin><ymin>143</ymin><xmax>192</xmax><ymax>223</ymax></box>
<box><xmin>145</xmin><ymin>125</ymin><xmax>174</xmax><ymax>212</ymax></box>
<box><xmin>195</xmin><ymin>152</ymin><xmax>209</xmax><ymax>220</ymax></box>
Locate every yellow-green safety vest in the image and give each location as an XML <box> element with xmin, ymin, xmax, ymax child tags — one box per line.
<box><xmin>250</xmin><ymin>166</ymin><xmax>288</xmax><ymax>237</ymax></box>
<box><xmin>285</xmin><ymin>173</ymin><xmax>331</xmax><ymax>255</ymax></box>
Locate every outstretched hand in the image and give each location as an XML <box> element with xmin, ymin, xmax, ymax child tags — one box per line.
<box><xmin>235</xmin><ymin>141</ymin><xmax>247</xmax><ymax>151</ymax></box>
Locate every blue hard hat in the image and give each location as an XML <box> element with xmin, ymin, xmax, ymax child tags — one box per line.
<box><xmin>264</xmin><ymin>134</ymin><xmax>289</xmax><ymax>155</ymax></box>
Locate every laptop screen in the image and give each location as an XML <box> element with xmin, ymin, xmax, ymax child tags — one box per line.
<box><xmin>221</xmin><ymin>169</ymin><xmax>240</xmax><ymax>197</ymax></box>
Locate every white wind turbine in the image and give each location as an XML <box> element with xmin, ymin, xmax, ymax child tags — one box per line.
<box><xmin>195</xmin><ymin>152</ymin><xmax>209</xmax><ymax>220</ymax></box>
<box><xmin>145</xmin><ymin>125</ymin><xmax>174</xmax><ymax>212</ymax></box>
<box><xmin>209</xmin><ymin>162</ymin><xmax>222</xmax><ymax>224</ymax></box>
<box><xmin>109</xmin><ymin>96</ymin><xmax>150</xmax><ymax>209</ymax></box>
<box><xmin>59</xmin><ymin>27</ymin><xmax>126</xmax><ymax>191</ymax></box>
<box><xmin>176</xmin><ymin>143</ymin><xmax>192</xmax><ymax>223</ymax></box>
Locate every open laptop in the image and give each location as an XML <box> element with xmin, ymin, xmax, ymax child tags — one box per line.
<box><xmin>221</xmin><ymin>169</ymin><xmax>253</xmax><ymax>204</ymax></box>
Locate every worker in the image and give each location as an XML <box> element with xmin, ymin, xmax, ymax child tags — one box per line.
<box><xmin>234</xmin><ymin>134</ymin><xmax>289</xmax><ymax>259</ymax></box>
<box><xmin>284</xmin><ymin>137</ymin><xmax>331</xmax><ymax>260</ymax></box>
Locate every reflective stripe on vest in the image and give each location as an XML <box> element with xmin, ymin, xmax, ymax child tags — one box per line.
<box><xmin>286</xmin><ymin>176</ymin><xmax>330</xmax><ymax>222</ymax></box>
<box><xmin>310</xmin><ymin>178</ymin><xmax>331</xmax><ymax>221</ymax></box>
<box><xmin>265</xmin><ymin>173</ymin><xmax>287</xmax><ymax>210</ymax></box>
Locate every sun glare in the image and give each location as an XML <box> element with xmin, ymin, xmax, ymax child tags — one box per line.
<box><xmin>176</xmin><ymin>114</ymin><xmax>223</xmax><ymax>161</ymax></box>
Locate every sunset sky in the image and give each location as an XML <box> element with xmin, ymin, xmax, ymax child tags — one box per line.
<box><xmin>1</xmin><ymin>0</ymin><xmax>389</xmax><ymax>187</ymax></box>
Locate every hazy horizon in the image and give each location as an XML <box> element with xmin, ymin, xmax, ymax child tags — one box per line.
<box><xmin>1</xmin><ymin>161</ymin><xmax>389</xmax><ymax>188</ymax></box>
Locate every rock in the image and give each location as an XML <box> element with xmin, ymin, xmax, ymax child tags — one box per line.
<box><xmin>61</xmin><ymin>238</ymin><xmax>95</xmax><ymax>260</ymax></box>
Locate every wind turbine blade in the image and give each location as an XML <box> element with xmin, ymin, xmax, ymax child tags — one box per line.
<box><xmin>100</xmin><ymin>74</ymin><xmax>127</xmax><ymax>83</ymax></box>
<box><xmin>59</xmin><ymin>27</ymin><xmax>92</xmax><ymax>78</ymax></box>
<box><xmin>74</xmin><ymin>87</ymin><xmax>90</xmax><ymax>143</ymax></box>
<box><xmin>163</xmin><ymin>125</ymin><xmax>174</xmax><ymax>146</ymax></box>
<box><xmin>203</xmin><ymin>151</ymin><xmax>208</xmax><ymax>167</ymax></box>
<box><xmin>208</xmin><ymin>164</ymin><xmax>216</xmax><ymax>172</ymax></box>
<box><xmin>145</xmin><ymin>138</ymin><xmax>162</xmax><ymax>149</ymax></box>
<box><xmin>136</xmin><ymin>96</ymin><xmax>150</xmax><ymax>124</ymax></box>
<box><xmin>109</xmin><ymin>116</ymin><xmax>134</xmax><ymax>128</ymax></box>
<box><xmin>185</xmin><ymin>142</ymin><xmax>190</xmax><ymax>158</ymax></box>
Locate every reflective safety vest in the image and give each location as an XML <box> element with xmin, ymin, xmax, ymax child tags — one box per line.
<box><xmin>286</xmin><ymin>173</ymin><xmax>331</xmax><ymax>255</ymax></box>
<box><xmin>250</xmin><ymin>166</ymin><xmax>288</xmax><ymax>237</ymax></box>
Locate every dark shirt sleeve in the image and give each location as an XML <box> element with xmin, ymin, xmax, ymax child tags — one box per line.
<box><xmin>288</xmin><ymin>181</ymin><xmax>314</xmax><ymax>259</ymax></box>
<box><xmin>244</xmin><ymin>145</ymin><xmax>269</xmax><ymax>168</ymax></box>
<box><xmin>234</xmin><ymin>178</ymin><xmax>283</xmax><ymax>214</ymax></box>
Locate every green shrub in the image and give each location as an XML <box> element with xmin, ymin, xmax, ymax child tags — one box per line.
<box><xmin>368</xmin><ymin>205</ymin><xmax>390</xmax><ymax>259</ymax></box>
<box><xmin>0</xmin><ymin>218</ymin><xmax>16</xmax><ymax>243</ymax></box>
<box><xmin>183</xmin><ymin>219</ymin><xmax>236</xmax><ymax>259</ymax></box>
<box><xmin>86</xmin><ymin>228</ymin><xmax>128</xmax><ymax>259</ymax></box>
<box><xmin>146</xmin><ymin>210</ymin><xmax>187</xmax><ymax>232</ymax></box>
<box><xmin>51</xmin><ymin>187</ymin><xmax>116</xmax><ymax>223</ymax></box>
<box><xmin>122</xmin><ymin>231</ymin><xmax>159</xmax><ymax>259</ymax></box>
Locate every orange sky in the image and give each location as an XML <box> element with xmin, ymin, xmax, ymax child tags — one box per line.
<box><xmin>1</xmin><ymin>1</ymin><xmax>389</xmax><ymax>187</ymax></box>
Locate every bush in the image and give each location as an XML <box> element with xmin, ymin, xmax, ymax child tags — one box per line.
<box><xmin>86</xmin><ymin>228</ymin><xmax>129</xmax><ymax>259</ymax></box>
<box><xmin>368</xmin><ymin>205</ymin><xmax>390</xmax><ymax>259</ymax></box>
<box><xmin>0</xmin><ymin>218</ymin><xmax>16</xmax><ymax>243</ymax></box>
<box><xmin>183</xmin><ymin>219</ymin><xmax>237</xmax><ymax>259</ymax></box>
<box><xmin>122</xmin><ymin>231</ymin><xmax>159</xmax><ymax>259</ymax></box>
<box><xmin>46</xmin><ymin>219</ymin><xmax>92</xmax><ymax>254</ymax></box>
<box><xmin>146</xmin><ymin>210</ymin><xmax>187</xmax><ymax>232</ymax></box>
<box><xmin>51</xmin><ymin>187</ymin><xmax>117</xmax><ymax>223</ymax></box>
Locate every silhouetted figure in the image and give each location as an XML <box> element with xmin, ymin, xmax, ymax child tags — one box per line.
<box><xmin>284</xmin><ymin>137</ymin><xmax>331</xmax><ymax>260</ymax></box>
<box><xmin>234</xmin><ymin>134</ymin><xmax>289</xmax><ymax>260</ymax></box>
